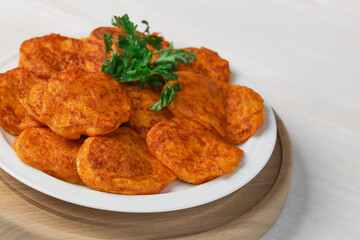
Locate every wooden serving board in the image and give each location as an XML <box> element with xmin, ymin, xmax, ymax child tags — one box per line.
<box><xmin>0</xmin><ymin>113</ymin><xmax>293</xmax><ymax>240</ymax></box>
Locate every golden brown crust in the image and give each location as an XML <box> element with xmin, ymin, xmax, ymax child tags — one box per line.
<box><xmin>19</xmin><ymin>34</ymin><xmax>105</xmax><ymax>79</ymax></box>
<box><xmin>20</xmin><ymin>81</ymin><xmax>46</xmax><ymax>125</ymax></box>
<box><xmin>122</xmin><ymin>83</ymin><xmax>173</xmax><ymax>138</ymax></box>
<box><xmin>146</xmin><ymin>118</ymin><xmax>243</xmax><ymax>184</ymax></box>
<box><xmin>176</xmin><ymin>47</ymin><xmax>231</xmax><ymax>83</ymax></box>
<box><xmin>13</xmin><ymin>128</ymin><xmax>83</xmax><ymax>184</ymax></box>
<box><xmin>0</xmin><ymin>68</ymin><xmax>43</xmax><ymax>135</ymax></box>
<box><xmin>225</xmin><ymin>85</ymin><xmax>265</xmax><ymax>144</ymax></box>
<box><xmin>167</xmin><ymin>71</ymin><xmax>265</xmax><ymax>144</ymax></box>
<box><xmin>21</xmin><ymin>67</ymin><xmax>131</xmax><ymax>139</ymax></box>
<box><xmin>76</xmin><ymin>127</ymin><xmax>176</xmax><ymax>195</ymax></box>
<box><xmin>167</xmin><ymin>71</ymin><xmax>227</xmax><ymax>138</ymax></box>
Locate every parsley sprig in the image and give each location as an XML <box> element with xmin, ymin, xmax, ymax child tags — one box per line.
<box><xmin>101</xmin><ymin>14</ymin><xmax>196</xmax><ymax>111</ymax></box>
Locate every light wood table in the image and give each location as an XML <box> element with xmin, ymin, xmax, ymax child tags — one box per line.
<box><xmin>0</xmin><ymin>1</ymin><xmax>359</xmax><ymax>239</ymax></box>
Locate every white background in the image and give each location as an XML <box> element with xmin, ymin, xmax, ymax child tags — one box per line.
<box><xmin>0</xmin><ymin>0</ymin><xmax>359</xmax><ymax>239</ymax></box>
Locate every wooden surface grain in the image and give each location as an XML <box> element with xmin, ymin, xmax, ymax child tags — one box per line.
<box><xmin>0</xmin><ymin>0</ymin><xmax>359</xmax><ymax>239</ymax></box>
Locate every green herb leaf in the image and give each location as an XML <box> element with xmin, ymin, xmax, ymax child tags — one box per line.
<box><xmin>147</xmin><ymin>35</ymin><xmax>163</xmax><ymax>50</ymax></box>
<box><xmin>101</xmin><ymin>14</ymin><xmax>197</xmax><ymax>111</ymax></box>
<box><xmin>102</xmin><ymin>33</ymin><xmax>113</xmax><ymax>61</ymax></box>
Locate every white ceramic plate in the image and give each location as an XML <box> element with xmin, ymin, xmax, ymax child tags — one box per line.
<box><xmin>0</xmin><ymin>52</ymin><xmax>277</xmax><ymax>213</ymax></box>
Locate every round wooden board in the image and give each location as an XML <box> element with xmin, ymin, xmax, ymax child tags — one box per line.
<box><xmin>0</xmin><ymin>112</ymin><xmax>293</xmax><ymax>240</ymax></box>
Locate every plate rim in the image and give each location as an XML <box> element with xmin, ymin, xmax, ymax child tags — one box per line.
<box><xmin>0</xmin><ymin>51</ymin><xmax>277</xmax><ymax>213</ymax></box>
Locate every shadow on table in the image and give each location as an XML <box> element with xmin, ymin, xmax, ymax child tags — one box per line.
<box><xmin>261</xmin><ymin>137</ymin><xmax>310</xmax><ymax>239</ymax></box>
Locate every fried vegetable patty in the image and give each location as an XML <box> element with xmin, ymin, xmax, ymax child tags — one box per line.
<box><xmin>22</xmin><ymin>67</ymin><xmax>131</xmax><ymax>139</ymax></box>
<box><xmin>77</xmin><ymin>127</ymin><xmax>176</xmax><ymax>194</ymax></box>
<box><xmin>13</xmin><ymin>128</ymin><xmax>83</xmax><ymax>184</ymax></box>
<box><xmin>168</xmin><ymin>71</ymin><xmax>265</xmax><ymax>144</ymax></box>
<box><xmin>167</xmin><ymin>71</ymin><xmax>228</xmax><ymax>138</ymax></box>
<box><xmin>19</xmin><ymin>33</ymin><xmax>105</xmax><ymax>79</ymax></box>
<box><xmin>147</xmin><ymin>118</ymin><xmax>243</xmax><ymax>184</ymax></box>
<box><xmin>176</xmin><ymin>47</ymin><xmax>231</xmax><ymax>83</ymax></box>
<box><xmin>225</xmin><ymin>85</ymin><xmax>265</xmax><ymax>144</ymax></box>
<box><xmin>0</xmin><ymin>68</ymin><xmax>43</xmax><ymax>135</ymax></box>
